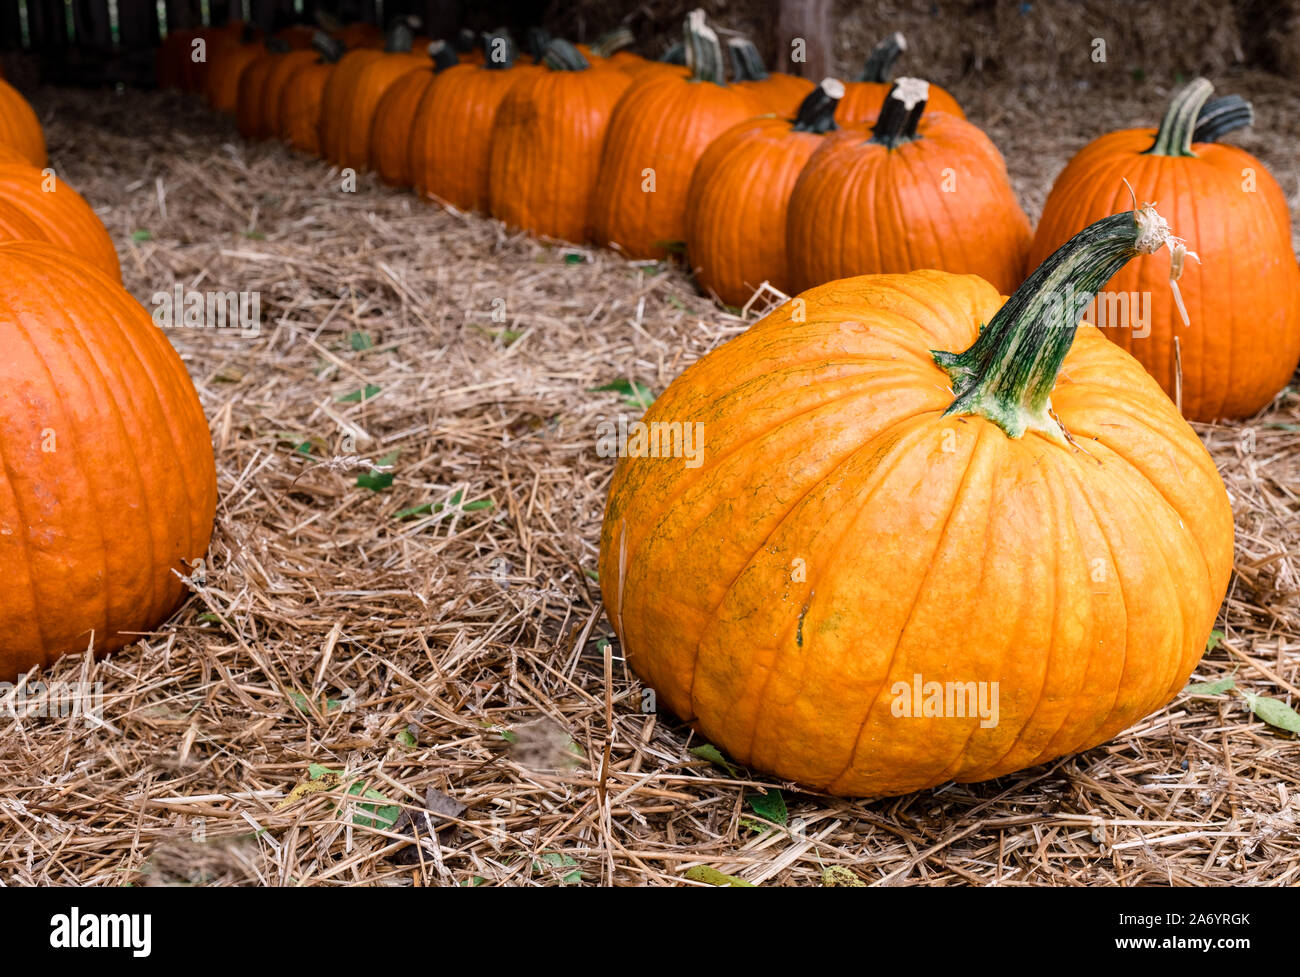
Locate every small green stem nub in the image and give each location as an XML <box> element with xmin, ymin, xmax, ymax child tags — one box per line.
<box><xmin>859</xmin><ymin>32</ymin><xmax>906</xmax><ymax>83</ymax></box>
<box><xmin>311</xmin><ymin>30</ymin><xmax>345</xmax><ymax>63</ymax></box>
<box><xmin>727</xmin><ymin>37</ymin><xmax>768</xmax><ymax>81</ymax></box>
<box><xmin>870</xmin><ymin>78</ymin><xmax>929</xmax><ymax>148</ymax></box>
<box><xmin>542</xmin><ymin>39</ymin><xmax>590</xmax><ymax>71</ymax></box>
<box><xmin>791</xmin><ymin>78</ymin><xmax>844</xmax><ymax>132</ymax></box>
<box><xmin>1192</xmin><ymin>94</ymin><xmax>1254</xmax><ymax>143</ymax></box>
<box><xmin>934</xmin><ymin>207</ymin><xmax>1175</xmax><ymax>441</ymax></box>
<box><xmin>1145</xmin><ymin>77</ymin><xmax>1214</xmax><ymax>157</ymax></box>
<box><xmin>527</xmin><ymin>26</ymin><xmax>552</xmax><ymax>62</ymax></box>
<box><xmin>684</xmin><ymin>9</ymin><xmax>726</xmax><ymax>84</ymax></box>
<box><xmin>384</xmin><ymin>21</ymin><xmax>415</xmax><ymax>53</ymax></box>
<box><xmin>428</xmin><ymin>40</ymin><xmax>460</xmax><ymax>72</ymax></box>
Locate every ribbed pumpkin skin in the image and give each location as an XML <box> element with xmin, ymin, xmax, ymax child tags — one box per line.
<box><xmin>409</xmin><ymin>63</ymin><xmax>540</xmax><ymax>212</ymax></box>
<box><xmin>0</xmin><ymin>78</ymin><xmax>46</xmax><ymax>167</ymax></box>
<box><xmin>205</xmin><ymin>39</ymin><xmax>262</xmax><ymax>114</ymax></box>
<box><xmin>1029</xmin><ymin>130</ymin><xmax>1300</xmax><ymax>421</ymax></box>
<box><xmin>487</xmin><ymin>68</ymin><xmax>632</xmax><ymax>243</ymax></box>
<box><xmin>280</xmin><ymin>60</ymin><xmax>336</xmax><ymax>154</ymax></box>
<box><xmin>260</xmin><ymin>50</ymin><xmax>320</xmax><ymax>138</ymax></box>
<box><xmin>736</xmin><ymin>73</ymin><xmax>815</xmax><ymax>116</ymax></box>
<box><xmin>235</xmin><ymin>50</ymin><xmax>282</xmax><ymax>140</ymax></box>
<box><xmin>589</xmin><ymin>76</ymin><xmax>765</xmax><ymax>258</ymax></box>
<box><xmin>369</xmin><ymin>68</ymin><xmax>437</xmax><ymax>186</ymax></box>
<box><xmin>837</xmin><ymin>79</ymin><xmax>964</xmax><ymax>123</ymax></box>
<box><xmin>787</xmin><ymin>120</ymin><xmax>1030</xmax><ymax>294</ymax></box>
<box><xmin>0</xmin><ymin>164</ymin><xmax>120</xmax><ymax>281</ymax></box>
<box><xmin>0</xmin><ymin>243</ymin><xmax>218</xmax><ymax>682</ymax></box>
<box><xmin>321</xmin><ymin>50</ymin><xmax>427</xmax><ymax>169</ymax></box>
<box><xmin>685</xmin><ymin>116</ymin><xmax>826</xmax><ymax>305</ymax></box>
<box><xmin>317</xmin><ymin>48</ymin><xmax>384</xmax><ymax>162</ymax></box>
<box><xmin>599</xmin><ymin>270</ymin><xmax>1233</xmax><ymax>797</ymax></box>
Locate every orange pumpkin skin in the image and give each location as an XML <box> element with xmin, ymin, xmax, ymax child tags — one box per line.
<box><xmin>0</xmin><ymin>163</ymin><xmax>120</xmax><ymax>281</ymax></box>
<box><xmin>259</xmin><ymin>49</ymin><xmax>320</xmax><ymax>138</ymax></box>
<box><xmin>317</xmin><ymin>47</ymin><xmax>385</xmax><ymax>162</ymax></box>
<box><xmin>235</xmin><ymin>46</ymin><xmax>287</xmax><ymax>140</ymax></box>
<box><xmin>599</xmin><ymin>253</ymin><xmax>1233</xmax><ymax>797</ymax></box>
<box><xmin>685</xmin><ymin>82</ymin><xmax>842</xmax><ymax>305</ymax></box>
<box><xmin>319</xmin><ymin>26</ymin><xmax>426</xmax><ymax>171</ymax></box>
<box><xmin>205</xmin><ymin>34</ymin><xmax>263</xmax><ymax>114</ymax></box>
<box><xmin>836</xmin><ymin>79</ymin><xmax>963</xmax><ymax>123</ymax></box>
<box><xmin>1028</xmin><ymin>83</ymin><xmax>1300</xmax><ymax>421</ymax></box>
<box><xmin>0</xmin><ymin>77</ymin><xmax>46</xmax><ymax>167</ymax></box>
<box><xmin>0</xmin><ymin>243</ymin><xmax>218</xmax><ymax>682</ymax></box>
<box><xmin>369</xmin><ymin>44</ymin><xmax>461</xmax><ymax>188</ymax></box>
<box><xmin>280</xmin><ymin>60</ymin><xmax>335</xmax><ymax>154</ymax></box>
<box><xmin>787</xmin><ymin>83</ymin><xmax>1030</xmax><ymax>295</ymax></box>
<box><xmin>409</xmin><ymin>62</ymin><xmax>541</xmax><ymax>212</ymax></box>
<box><xmin>589</xmin><ymin>60</ymin><xmax>763</xmax><ymax>256</ymax></box>
<box><xmin>487</xmin><ymin>44</ymin><xmax>632</xmax><ymax>243</ymax></box>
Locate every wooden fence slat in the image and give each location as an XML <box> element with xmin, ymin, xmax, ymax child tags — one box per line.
<box><xmin>119</xmin><ymin>0</ymin><xmax>160</xmax><ymax>49</ymax></box>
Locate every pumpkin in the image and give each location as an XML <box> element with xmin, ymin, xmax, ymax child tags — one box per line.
<box><xmin>591</xmin><ymin>27</ymin><xmax>650</xmax><ymax>74</ymax></box>
<box><xmin>204</xmin><ymin>25</ymin><xmax>264</xmax><ymax>114</ymax></box>
<box><xmin>0</xmin><ymin>162</ymin><xmax>121</xmax><ymax>281</ymax></box>
<box><xmin>836</xmin><ymin>32</ymin><xmax>964</xmax><ymax>124</ymax></box>
<box><xmin>599</xmin><ymin>206</ymin><xmax>1233</xmax><ymax>797</ymax></box>
<box><xmin>787</xmin><ymin>79</ymin><xmax>1030</xmax><ymax>295</ymax></box>
<box><xmin>589</xmin><ymin>10</ymin><xmax>764</xmax><ymax>259</ymax></box>
<box><xmin>409</xmin><ymin>34</ymin><xmax>540</xmax><ymax>213</ymax></box>
<box><xmin>257</xmin><ymin>42</ymin><xmax>322</xmax><ymax>139</ymax></box>
<box><xmin>235</xmin><ymin>39</ymin><xmax>293</xmax><ymax>140</ymax></box>
<box><xmin>685</xmin><ymin>79</ymin><xmax>844</xmax><ymax>306</ymax></box>
<box><xmin>487</xmin><ymin>40</ymin><xmax>632</xmax><ymax>243</ymax></box>
<box><xmin>0</xmin><ymin>77</ymin><xmax>46</xmax><ymax>167</ymax></box>
<box><xmin>725</xmin><ymin>36</ymin><xmax>815</xmax><ymax>117</ymax></box>
<box><xmin>319</xmin><ymin>21</ymin><xmax>426</xmax><ymax>170</ymax></box>
<box><xmin>1028</xmin><ymin>78</ymin><xmax>1300</xmax><ymax>420</ymax></box>
<box><xmin>279</xmin><ymin>33</ymin><xmax>347</xmax><ymax>155</ymax></box>
<box><xmin>370</xmin><ymin>41</ymin><xmax>460</xmax><ymax>187</ymax></box>
<box><xmin>0</xmin><ymin>242</ymin><xmax>218</xmax><ymax>682</ymax></box>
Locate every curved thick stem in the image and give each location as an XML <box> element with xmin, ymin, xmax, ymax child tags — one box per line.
<box><xmin>791</xmin><ymin>78</ymin><xmax>843</xmax><ymax>132</ymax></box>
<box><xmin>859</xmin><ymin>32</ymin><xmax>906</xmax><ymax>83</ymax></box>
<box><xmin>592</xmin><ymin>27</ymin><xmax>635</xmax><ymax>57</ymax></box>
<box><xmin>311</xmin><ymin>30</ymin><xmax>345</xmax><ymax>63</ymax></box>
<box><xmin>934</xmin><ymin>206</ymin><xmax>1182</xmax><ymax>441</ymax></box>
<box><xmin>542</xmin><ymin>38</ymin><xmax>591</xmax><ymax>71</ymax></box>
<box><xmin>870</xmin><ymin>78</ymin><xmax>929</xmax><ymax>148</ymax></box>
<box><xmin>1145</xmin><ymin>77</ymin><xmax>1214</xmax><ymax>156</ymax></box>
<box><xmin>683</xmin><ymin>9</ymin><xmax>725</xmax><ymax>84</ymax></box>
<box><xmin>726</xmin><ymin>37</ymin><xmax>768</xmax><ymax>81</ymax></box>
<box><xmin>1192</xmin><ymin>94</ymin><xmax>1254</xmax><ymax>143</ymax></box>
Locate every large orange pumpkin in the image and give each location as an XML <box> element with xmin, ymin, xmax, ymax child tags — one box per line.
<box><xmin>204</xmin><ymin>25</ymin><xmax>264</xmax><ymax>114</ymax></box>
<box><xmin>409</xmin><ymin>37</ymin><xmax>540</xmax><ymax>213</ymax></box>
<box><xmin>258</xmin><ymin>42</ymin><xmax>322</xmax><ymax>139</ymax></box>
<box><xmin>589</xmin><ymin>10</ymin><xmax>764</xmax><ymax>258</ymax></box>
<box><xmin>369</xmin><ymin>42</ymin><xmax>460</xmax><ymax>187</ymax></box>
<box><xmin>1028</xmin><ymin>78</ymin><xmax>1300</xmax><ymax>421</ymax></box>
<box><xmin>685</xmin><ymin>79</ymin><xmax>844</xmax><ymax>306</ymax></box>
<box><xmin>599</xmin><ymin>206</ymin><xmax>1233</xmax><ymax>797</ymax></box>
<box><xmin>725</xmin><ymin>37</ymin><xmax>814</xmax><ymax>117</ymax></box>
<box><xmin>787</xmin><ymin>79</ymin><xmax>1030</xmax><ymax>294</ymax></box>
<box><xmin>280</xmin><ymin>34</ymin><xmax>347</xmax><ymax>155</ymax></box>
<box><xmin>235</xmin><ymin>39</ymin><xmax>292</xmax><ymax>140</ymax></box>
<box><xmin>0</xmin><ymin>163</ymin><xmax>120</xmax><ymax>281</ymax></box>
<box><xmin>487</xmin><ymin>40</ymin><xmax>632</xmax><ymax>243</ymax></box>
<box><xmin>836</xmin><ymin>32</ymin><xmax>964</xmax><ymax>124</ymax></box>
<box><xmin>0</xmin><ymin>77</ymin><xmax>46</xmax><ymax>167</ymax></box>
<box><xmin>0</xmin><ymin>242</ymin><xmax>218</xmax><ymax>682</ymax></box>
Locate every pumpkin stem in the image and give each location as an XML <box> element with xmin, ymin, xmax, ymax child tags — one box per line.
<box><xmin>541</xmin><ymin>39</ymin><xmax>591</xmax><ymax>71</ymax></box>
<box><xmin>482</xmin><ymin>30</ymin><xmax>517</xmax><ymax>69</ymax></box>
<box><xmin>791</xmin><ymin>78</ymin><xmax>844</xmax><ymax>132</ymax></box>
<box><xmin>661</xmin><ymin>41</ymin><xmax>686</xmax><ymax>65</ymax></box>
<box><xmin>311</xmin><ymin>30</ymin><xmax>345</xmax><ymax>63</ymax></box>
<box><xmin>869</xmin><ymin>78</ymin><xmax>928</xmax><ymax>148</ymax></box>
<box><xmin>1192</xmin><ymin>94</ymin><xmax>1254</xmax><ymax>143</ymax></box>
<box><xmin>859</xmin><ymin>32</ymin><xmax>906</xmax><ymax>83</ymax></box>
<box><xmin>726</xmin><ymin>37</ymin><xmax>769</xmax><ymax>82</ymax></box>
<box><xmin>428</xmin><ymin>40</ymin><xmax>460</xmax><ymax>72</ymax></box>
<box><xmin>592</xmin><ymin>26</ymin><xmax>635</xmax><ymax>58</ymax></box>
<box><xmin>453</xmin><ymin>28</ymin><xmax>478</xmax><ymax>53</ymax></box>
<box><xmin>934</xmin><ymin>206</ymin><xmax>1188</xmax><ymax>442</ymax></box>
<box><xmin>527</xmin><ymin>26</ymin><xmax>553</xmax><ymax>62</ymax></box>
<box><xmin>684</xmin><ymin>9</ymin><xmax>726</xmax><ymax>84</ymax></box>
<box><xmin>1145</xmin><ymin>77</ymin><xmax>1214</xmax><ymax>157</ymax></box>
<box><xmin>384</xmin><ymin>20</ymin><xmax>415</xmax><ymax>53</ymax></box>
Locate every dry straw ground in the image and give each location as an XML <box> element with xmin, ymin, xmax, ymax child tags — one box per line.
<box><xmin>0</xmin><ymin>62</ymin><xmax>1297</xmax><ymax>885</ymax></box>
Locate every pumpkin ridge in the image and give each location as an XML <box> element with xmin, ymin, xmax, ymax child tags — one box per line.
<box><xmin>821</xmin><ymin>417</ymin><xmax>989</xmax><ymax>791</ymax></box>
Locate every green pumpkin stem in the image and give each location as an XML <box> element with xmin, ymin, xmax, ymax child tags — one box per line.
<box><xmin>1192</xmin><ymin>94</ymin><xmax>1254</xmax><ymax>143</ymax></box>
<box><xmin>541</xmin><ymin>39</ymin><xmax>590</xmax><ymax>71</ymax></box>
<box><xmin>870</xmin><ymin>78</ymin><xmax>928</xmax><ymax>147</ymax></box>
<box><xmin>660</xmin><ymin>41</ymin><xmax>686</xmax><ymax>65</ymax></box>
<box><xmin>934</xmin><ymin>206</ymin><xmax>1185</xmax><ymax>442</ymax></box>
<box><xmin>311</xmin><ymin>30</ymin><xmax>345</xmax><ymax>63</ymax></box>
<box><xmin>727</xmin><ymin>37</ymin><xmax>768</xmax><ymax>82</ymax></box>
<box><xmin>428</xmin><ymin>40</ymin><xmax>460</xmax><ymax>72</ymax></box>
<box><xmin>1145</xmin><ymin>77</ymin><xmax>1214</xmax><ymax>156</ymax></box>
<box><xmin>791</xmin><ymin>78</ymin><xmax>844</xmax><ymax>132</ymax></box>
<box><xmin>527</xmin><ymin>26</ymin><xmax>553</xmax><ymax>62</ymax></box>
<box><xmin>684</xmin><ymin>9</ymin><xmax>726</xmax><ymax>84</ymax></box>
<box><xmin>592</xmin><ymin>26</ymin><xmax>635</xmax><ymax>58</ymax></box>
<box><xmin>384</xmin><ymin>20</ymin><xmax>415</xmax><ymax>53</ymax></box>
<box><xmin>859</xmin><ymin>32</ymin><xmax>906</xmax><ymax>83</ymax></box>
